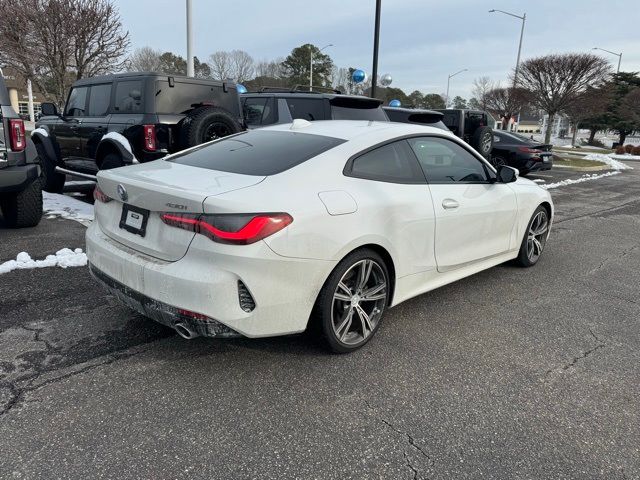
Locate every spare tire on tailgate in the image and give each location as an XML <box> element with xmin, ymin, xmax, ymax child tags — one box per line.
<box><xmin>471</xmin><ymin>126</ymin><xmax>494</xmax><ymax>159</ymax></box>
<box><xmin>180</xmin><ymin>106</ymin><xmax>242</xmax><ymax>148</ymax></box>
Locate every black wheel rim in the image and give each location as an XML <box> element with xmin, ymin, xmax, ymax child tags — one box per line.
<box><xmin>203</xmin><ymin>122</ymin><xmax>232</xmax><ymax>142</ymax></box>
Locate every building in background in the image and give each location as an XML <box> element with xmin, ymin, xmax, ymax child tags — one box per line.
<box><xmin>0</xmin><ymin>67</ymin><xmax>52</xmax><ymax>118</ymax></box>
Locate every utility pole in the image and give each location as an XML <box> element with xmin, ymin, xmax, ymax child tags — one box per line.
<box><xmin>186</xmin><ymin>0</ymin><xmax>194</xmax><ymax>77</ymax></box>
<box><xmin>371</xmin><ymin>0</ymin><xmax>381</xmax><ymax>98</ymax></box>
<box><xmin>446</xmin><ymin>69</ymin><xmax>467</xmax><ymax>107</ymax></box>
<box><xmin>27</xmin><ymin>79</ymin><xmax>34</xmax><ymax>122</ymax></box>
<box><xmin>593</xmin><ymin>47</ymin><xmax>622</xmax><ymax>73</ymax></box>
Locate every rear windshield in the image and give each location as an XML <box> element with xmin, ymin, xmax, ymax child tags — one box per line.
<box><xmin>496</xmin><ymin>131</ymin><xmax>529</xmax><ymax>144</ymax></box>
<box><xmin>168</xmin><ymin>130</ymin><xmax>346</xmax><ymax>175</ymax></box>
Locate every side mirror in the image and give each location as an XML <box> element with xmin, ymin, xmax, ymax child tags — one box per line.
<box><xmin>40</xmin><ymin>102</ymin><xmax>58</xmax><ymax>117</ymax></box>
<box><xmin>497</xmin><ymin>165</ymin><xmax>518</xmax><ymax>183</ymax></box>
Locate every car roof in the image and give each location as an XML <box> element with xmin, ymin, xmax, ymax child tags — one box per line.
<box><xmin>261</xmin><ymin>119</ymin><xmax>457</xmax><ymax>142</ymax></box>
<box><xmin>72</xmin><ymin>72</ymin><xmax>231</xmax><ymax>87</ymax></box>
<box><xmin>241</xmin><ymin>91</ymin><xmax>381</xmax><ymax>103</ymax></box>
<box><xmin>382</xmin><ymin>106</ymin><xmax>442</xmax><ymax>115</ymax></box>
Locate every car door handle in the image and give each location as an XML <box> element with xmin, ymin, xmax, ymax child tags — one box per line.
<box><xmin>442</xmin><ymin>199</ymin><xmax>460</xmax><ymax>210</ymax></box>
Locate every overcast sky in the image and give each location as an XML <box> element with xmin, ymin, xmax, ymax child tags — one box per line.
<box><xmin>115</xmin><ymin>0</ymin><xmax>640</xmax><ymax>100</ymax></box>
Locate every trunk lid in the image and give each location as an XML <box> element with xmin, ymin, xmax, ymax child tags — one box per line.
<box><xmin>96</xmin><ymin>160</ymin><xmax>265</xmax><ymax>261</ymax></box>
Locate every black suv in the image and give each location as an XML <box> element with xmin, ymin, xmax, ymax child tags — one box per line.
<box><xmin>435</xmin><ymin>109</ymin><xmax>495</xmax><ymax>159</ymax></box>
<box><xmin>34</xmin><ymin>72</ymin><xmax>243</xmax><ymax>192</ymax></box>
<box><xmin>241</xmin><ymin>87</ymin><xmax>387</xmax><ymax>128</ymax></box>
<box><xmin>0</xmin><ymin>75</ymin><xmax>42</xmax><ymax>228</ymax></box>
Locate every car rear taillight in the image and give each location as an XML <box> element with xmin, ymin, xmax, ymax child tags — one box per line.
<box><xmin>143</xmin><ymin>125</ymin><xmax>156</xmax><ymax>151</ymax></box>
<box><xmin>9</xmin><ymin>119</ymin><xmax>26</xmax><ymax>151</ymax></box>
<box><xmin>93</xmin><ymin>185</ymin><xmax>113</xmax><ymax>203</ymax></box>
<box><xmin>518</xmin><ymin>146</ymin><xmax>542</xmax><ymax>154</ymax></box>
<box><xmin>160</xmin><ymin>212</ymin><xmax>293</xmax><ymax>245</ymax></box>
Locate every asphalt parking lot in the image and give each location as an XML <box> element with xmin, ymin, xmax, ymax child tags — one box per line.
<box><xmin>1</xmin><ymin>166</ymin><xmax>639</xmax><ymax>479</ymax></box>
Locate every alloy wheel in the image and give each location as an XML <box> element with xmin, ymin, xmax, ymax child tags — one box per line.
<box><xmin>526</xmin><ymin>210</ymin><xmax>548</xmax><ymax>263</ymax></box>
<box><xmin>331</xmin><ymin>259</ymin><xmax>387</xmax><ymax>346</ymax></box>
<box><xmin>203</xmin><ymin>122</ymin><xmax>232</xmax><ymax>142</ymax></box>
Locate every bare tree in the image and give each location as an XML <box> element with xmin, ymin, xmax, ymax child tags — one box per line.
<box><xmin>516</xmin><ymin>53</ymin><xmax>610</xmax><ymax>143</ymax></box>
<box><xmin>471</xmin><ymin>76</ymin><xmax>494</xmax><ymax>110</ymax></box>
<box><xmin>563</xmin><ymin>85</ymin><xmax>613</xmax><ymax>146</ymax></box>
<box><xmin>128</xmin><ymin>47</ymin><xmax>163</xmax><ymax>72</ymax></box>
<box><xmin>0</xmin><ymin>0</ymin><xmax>129</xmax><ymax>105</ymax></box>
<box><xmin>484</xmin><ymin>85</ymin><xmax>531</xmax><ymax>130</ymax></box>
<box><xmin>255</xmin><ymin>58</ymin><xmax>286</xmax><ymax>79</ymax></box>
<box><xmin>229</xmin><ymin>50</ymin><xmax>254</xmax><ymax>83</ymax></box>
<box><xmin>208</xmin><ymin>51</ymin><xmax>233</xmax><ymax>81</ymax></box>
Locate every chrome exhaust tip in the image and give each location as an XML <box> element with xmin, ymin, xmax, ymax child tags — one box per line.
<box><xmin>174</xmin><ymin>322</ymin><xmax>199</xmax><ymax>340</ymax></box>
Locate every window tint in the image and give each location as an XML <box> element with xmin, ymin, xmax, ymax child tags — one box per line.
<box><xmin>349</xmin><ymin>141</ymin><xmax>425</xmax><ymax>184</ymax></box>
<box><xmin>243</xmin><ymin>97</ymin><xmax>276</xmax><ymax>126</ymax></box>
<box><xmin>65</xmin><ymin>87</ymin><xmax>88</xmax><ymax>117</ymax></box>
<box><xmin>407</xmin><ymin>137</ymin><xmax>488</xmax><ymax>184</ymax></box>
<box><xmin>88</xmin><ymin>84</ymin><xmax>112</xmax><ymax>116</ymax></box>
<box><xmin>114</xmin><ymin>81</ymin><xmax>143</xmax><ymax>113</ymax></box>
<box><xmin>168</xmin><ymin>130</ymin><xmax>345</xmax><ymax>175</ymax></box>
<box><xmin>286</xmin><ymin>98</ymin><xmax>325</xmax><ymax>121</ymax></box>
<box><xmin>155</xmin><ymin>81</ymin><xmax>222</xmax><ymax>114</ymax></box>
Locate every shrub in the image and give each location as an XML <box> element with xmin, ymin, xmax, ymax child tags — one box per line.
<box><xmin>625</xmin><ymin>144</ymin><xmax>634</xmax><ymax>154</ymax></box>
<box><xmin>615</xmin><ymin>145</ymin><xmax>626</xmax><ymax>154</ymax></box>
<box><xmin>589</xmin><ymin>138</ymin><xmax>606</xmax><ymax>148</ymax></box>
<box><xmin>632</xmin><ymin>146</ymin><xmax>640</xmax><ymax>156</ymax></box>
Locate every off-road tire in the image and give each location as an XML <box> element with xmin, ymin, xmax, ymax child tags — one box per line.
<box><xmin>179</xmin><ymin>106</ymin><xmax>242</xmax><ymax>148</ymax></box>
<box><xmin>35</xmin><ymin>141</ymin><xmax>65</xmax><ymax>193</ymax></box>
<box><xmin>0</xmin><ymin>179</ymin><xmax>43</xmax><ymax>228</ymax></box>
<box><xmin>101</xmin><ymin>153</ymin><xmax>124</xmax><ymax>170</ymax></box>
<box><xmin>471</xmin><ymin>126</ymin><xmax>494</xmax><ymax>159</ymax></box>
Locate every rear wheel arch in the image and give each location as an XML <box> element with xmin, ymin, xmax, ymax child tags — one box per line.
<box><xmin>95</xmin><ymin>141</ymin><xmax>122</xmax><ymax>168</ymax></box>
<box><xmin>540</xmin><ymin>201</ymin><xmax>552</xmax><ymax>220</ymax></box>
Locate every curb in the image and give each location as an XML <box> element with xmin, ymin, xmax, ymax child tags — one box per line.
<box><xmin>552</xmin><ymin>164</ymin><xmax>612</xmax><ymax>172</ymax></box>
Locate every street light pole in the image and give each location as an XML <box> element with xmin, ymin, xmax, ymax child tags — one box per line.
<box><xmin>371</xmin><ymin>0</ymin><xmax>382</xmax><ymax>98</ymax></box>
<box><xmin>489</xmin><ymin>9</ymin><xmax>526</xmax><ymax>87</ymax></box>
<box><xmin>446</xmin><ymin>69</ymin><xmax>467</xmax><ymax>107</ymax></box>
<box><xmin>310</xmin><ymin>44</ymin><xmax>333</xmax><ymax>92</ymax></box>
<box><xmin>592</xmin><ymin>47</ymin><xmax>622</xmax><ymax>73</ymax></box>
<box><xmin>186</xmin><ymin>0</ymin><xmax>194</xmax><ymax>77</ymax></box>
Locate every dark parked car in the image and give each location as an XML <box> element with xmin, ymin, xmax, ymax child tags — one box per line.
<box><xmin>435</xmin><ymin>108</ymin><xmax>495</xmax><ymax>159</ymax></box>
<box><xmin>241</xmin><ymin>87</ymin><xmax>387</xmax><ymax>128</ymax></box>
<box><xmin>383</xmin><ymin>107</ymin><xmax>448</xmax><ymax>130</ymax></box>
<box><xmin>0</xmin><ymin>75</ymin><xmax>42</xmax><ymax>228</ymax></box>
<box><xmin>491</xmin><ymin>130</ymin><xmax>553</xmax><ymax>175</ymax></box>
<box><xmin>33</xmin><ymin>72</ymin><xmax>244</xmax><ymax>192</ymax></box>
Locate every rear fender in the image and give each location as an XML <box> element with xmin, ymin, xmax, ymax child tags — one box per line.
<box><xmin>96</xmin><ymin>133</ymin><xmax>137</xmax><ymax>165</ymax></box>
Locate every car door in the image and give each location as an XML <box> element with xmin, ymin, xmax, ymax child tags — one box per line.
<box><xmin>80</xmin><ymin>83</ymin><xmax>112</xmax><ymax>161</ymax></box>
<box><xmin>242</xmin><ymin>96</ymin><xmax>276</xmax><ymax>128</ymax></box>
<box><xmin>56</xmin><ymin>86</ymin><xmax>88</xmax><ymax>160</ymax></box>
<box><xmin>108</xmin><ymin>79</ymin><xmax>145</xmax><ymax>151</ymax></box>
<box><xmin>407</xmin><ymin>136</ymin><xmax>518</xmax><ymax>272</ymax></box>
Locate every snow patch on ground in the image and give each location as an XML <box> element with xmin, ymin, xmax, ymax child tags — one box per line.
<box><xmin>532</xmin><ymin>179</ymin><xmax>545</xmax><ymax>183</ymax></box>
<box><xmin>541</xmin><ymin>171</ymin><xmax>621</xmax><ymax>190</ymax></box>
<box><xmin>43</xmin><ymin>192</ymin><xmax>94</xmax><ymax>225</ymax></box>
<box><xmin>582</xmin><ymin>154</ymin><xmax>633</xmax><ymax>170</ymax></box>
<box><xmin>0</xmin><ymin>248</ymin><xmax>87</xmax><ymax>275</ymax></box>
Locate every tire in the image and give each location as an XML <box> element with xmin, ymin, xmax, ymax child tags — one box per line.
<box><xmin>471</xmin><ymin>126</ymin><xmax>494</xmax><ymax>159</ymax></box>
<box><xmin>180</xmin><ymin>106</ymin><xmax>242</xmax><ymax>148</ymax></box>
<box><xmin>312</xmin><ymin>248</ymin><xmax>390</xmax><ymax>353</ymax></box>
<box><xmin>0</xmin><ymin>179</ymin><xmax>43</xmax><ymax>228</ymax></box>
<box><xmin>101</xmin><ymin>152</ymin><xmax>124</xmax><ymax>170</ymax></box>
<box><xmin>35</xmin><ymin>141</ymin><xmax>65</xmax><ymax>193</ymax></box>
<box><xmin>515</xmin><ymin>206</ymin><xmax>549</xmax><ymax>267</ymax></box>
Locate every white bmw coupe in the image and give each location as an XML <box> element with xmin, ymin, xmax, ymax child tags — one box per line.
<box><xmin>87</xmin><ymin>120</ymin><xmax>553</xmax><ymax>352</ymax></box>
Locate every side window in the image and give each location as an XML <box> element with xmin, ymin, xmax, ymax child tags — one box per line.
<box><xmin>114</xmin><ymin>81</ymin><xmax>143</xmax><ymax>113</ymax></box>
<box><xmin>87</xmin><ymin>84</ymin><xmax>112</xmax><ymax>116</ymax></box>
<box><xmin>407</xmin><ymin>137</ymin><xmax>489</xmax><ymax>184</ymax></box>
<box><xmin>348</xmin><ymin>140</ymin><xmax>425</xmax><ymax>184</ymax></box>
<box><xmin>286</xmin><ymin>98</ymin><xmax>325</xmax><ymax>121</ymax></box>
<box><xmin>64</xmin><ymin>87</ymin><xmax>88</xmax><ymax>117</ymax></box>
<box><xmin>243</xmin><ymin>97</ymin><xmax>276</xmax><ymax>126</ymax></box>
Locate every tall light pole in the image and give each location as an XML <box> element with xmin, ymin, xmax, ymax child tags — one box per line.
<box><xmin>186</xmin><ymin>0</ymin><xmax>194</xmax><ymax>77</ymax></box>
<box><xmin>310</xmin><ymin>44</ymin><xmax>333</xmax><ymax>91</ymax></box>
<box><xmin>446</xmin><ymin>69</ymin><xmax>467</xmax><ymax>107</ymax></box>
<box><xmin>371</xmin><ymin>0</ymin><xmax>382</xmax><ymax>98</ymax></box>
<box><xmin>489</xmin><ymin>9</ymin><xmax>526</xmax><ymax>87</ymax></box>
<box><xmin>593</xmin><ymin>47</ymin><xmax>622</xmax><ymax>73</ymax></box>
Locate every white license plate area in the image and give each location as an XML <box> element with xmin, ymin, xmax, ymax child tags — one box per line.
<box><xmin>119</xmin><ymin>204</ymin><xmax>149</xmax><ymax>236</ymax></box>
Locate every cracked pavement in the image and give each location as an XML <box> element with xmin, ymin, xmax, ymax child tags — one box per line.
<box><xmin>1</xmin><ymin>167</ymin><xmax>639</xmax><ymax>479</ymax></box>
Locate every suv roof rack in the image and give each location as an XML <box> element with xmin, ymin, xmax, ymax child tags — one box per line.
<box><xmin>251</xmin><ymin>85</ymin><xmax>343</xmax><ymax>95</ymax></box>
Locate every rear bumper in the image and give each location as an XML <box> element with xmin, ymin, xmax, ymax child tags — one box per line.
<box><xmin>86</xmin><ymin>221</ymin><xmax>336</xmax><ymax>338</ymax></box>
<box><xmin>523</xmin><ymin>157</ymin><xmax>553</xmax><ymax>172</ymax></box>
<box><xmin>0</xmin><ymin>164</ymin><xmax>40</xmax><ymax>193</ymax></box>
